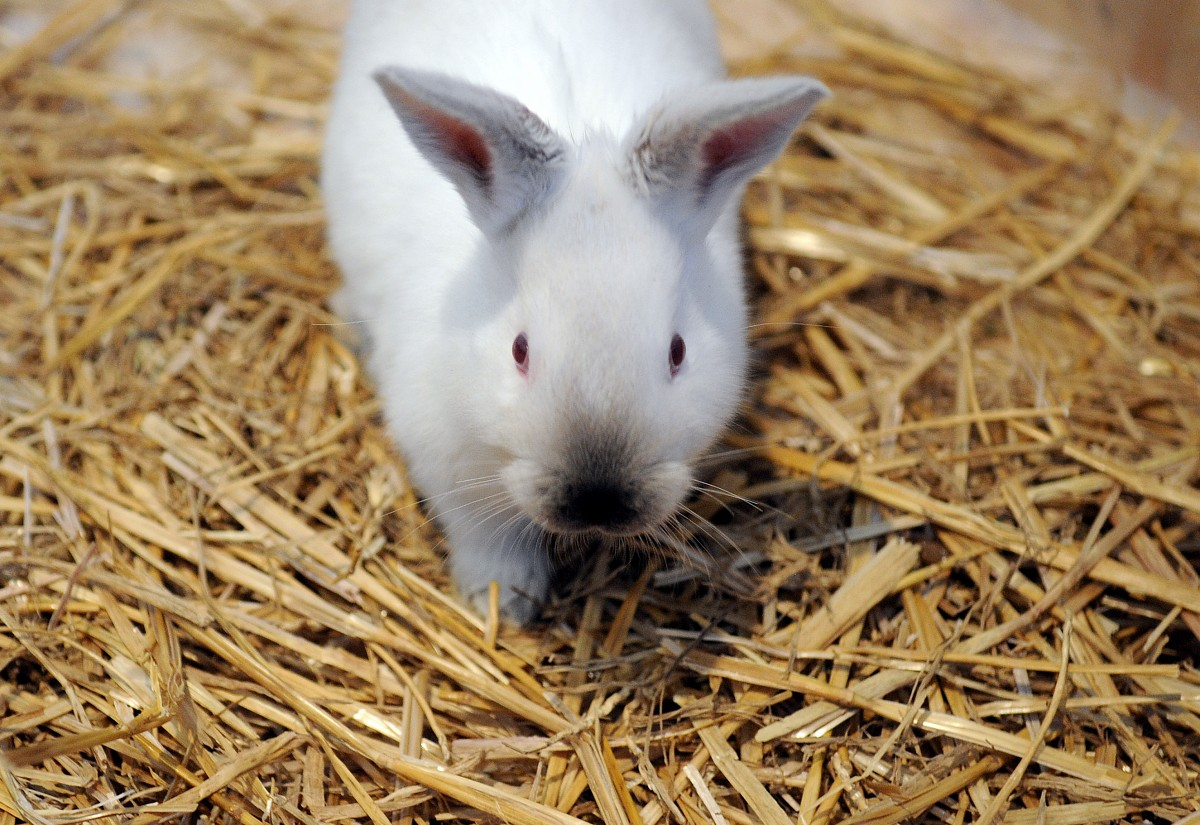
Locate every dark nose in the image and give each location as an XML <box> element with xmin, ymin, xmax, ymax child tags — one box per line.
<box><xmin>559</xmin><ymin>482</ymin><xmax>639</xmax><ymax>530</ymax></box>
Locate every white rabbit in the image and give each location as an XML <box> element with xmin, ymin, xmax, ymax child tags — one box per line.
<box><xmin>322</xmin><ymin>0</ymin><xmax>827</xmax><ymax>623</ymax></box>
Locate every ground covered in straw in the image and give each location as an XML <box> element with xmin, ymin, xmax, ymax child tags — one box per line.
<box><xmin>2</xmin><ymin>1</ymin><xmax>1199</xmax><ymax>823</ymax></box>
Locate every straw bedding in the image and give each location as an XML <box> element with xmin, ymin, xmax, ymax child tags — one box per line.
<box><xmin>2</xmin><ymin>1</ymin><xmax>1199</xmax><ymax>823</ymax></box>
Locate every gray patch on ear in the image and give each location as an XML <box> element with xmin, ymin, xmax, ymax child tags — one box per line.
<box><xmin>627</xmin><ymin>113</ymin><xmax>700</xmax><ymax>194</ymax></box>
<box><xmin>624</xmin><ymin>76</ymin><xmax>829</xmax><ymax>232</ymax></box>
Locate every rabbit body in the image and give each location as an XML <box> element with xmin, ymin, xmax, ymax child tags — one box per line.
<box><xmin>323</xmin><ymin>0</ymin><xmax>826</xmax><ymax>622</ymax></box>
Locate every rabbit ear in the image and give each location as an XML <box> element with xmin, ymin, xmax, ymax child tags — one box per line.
<box><xmin>627</xmin><ymin>76</ymin><xmax>828</xmax><ymax>234</ymax></box>
<box><xmin>374</xmin><ymin>67</ymin><xmax>568</xmax><ymax>236</ymax></box>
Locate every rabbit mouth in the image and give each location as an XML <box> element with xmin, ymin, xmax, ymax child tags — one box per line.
<box><xmin>541</xmin><ymin>477</ymin><xmax>660</xmax><ymax>536</ymax></box>
<box><xmin>502</xmin><ymin>440</ymin><xmax>691</xmax><ymax>539</ymax></box>
<box><xmin>532</xmin><ymin>474</ymin><xmax>683</xmax><ymax>538</ymax></box>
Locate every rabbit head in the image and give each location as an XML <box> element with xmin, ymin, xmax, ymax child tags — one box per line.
<box><xmin>373</xmin><ymin>67</ymin><xmax>827</xmax><ymax>540</ymax></box>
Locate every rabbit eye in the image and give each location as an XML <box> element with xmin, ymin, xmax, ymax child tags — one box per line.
<box><xmin>669</xmin><ymin>334</ymin><xmax>685</xmax><ymax>377</ymax></box>
<box><xmin>512</xmin><ymin>333</ymin><xmax>529</xmax><ymax>374</ymax></box>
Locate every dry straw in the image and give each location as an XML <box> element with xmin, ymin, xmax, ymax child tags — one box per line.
<box><xmin>2</xmin><ymin>1</ymin><xmax>1199</xmax><ymax>823</ymax></box>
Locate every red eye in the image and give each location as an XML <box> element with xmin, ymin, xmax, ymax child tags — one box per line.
<box><xmin>669</xmin><ymin>333</ymin><xmax>685</xmax><ymax>377</ymax></box>
<box><xmin>512</xmin><ymin>332</ymin><xmax>529</xmax><ymax>374</ymax></box>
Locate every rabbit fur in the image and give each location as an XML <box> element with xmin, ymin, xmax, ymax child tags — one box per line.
<box><xmin>322</xmin><ymin>0</ymin><xmax>827</xmax><ymax>623</ymax></box>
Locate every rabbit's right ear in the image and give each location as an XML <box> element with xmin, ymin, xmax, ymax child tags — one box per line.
<box><xmin>374</xmin><ymin>67</ymin><xmax>568</xmax><ymax>237</ymax></box>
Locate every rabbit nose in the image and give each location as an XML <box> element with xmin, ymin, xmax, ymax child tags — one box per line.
<box><xmin>558</xmin><ymin>482</ymin><xmax>639</xmax><ymax>530</ymax></box>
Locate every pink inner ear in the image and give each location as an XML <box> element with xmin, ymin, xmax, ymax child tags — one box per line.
<box><xmin>701</xmin><ymin>112</ymin><xmax>780</xmax><ymax>181</ymax></box>
<box><xmin>422</xmin><ymin>103</ymin><xmax>492</xmax><ymax>182</ymax></box>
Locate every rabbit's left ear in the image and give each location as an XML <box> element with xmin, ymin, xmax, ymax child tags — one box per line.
<box><xmin>375</xmin><ymin>66</ymin><xmax>569</xmax><ymax>237</ymax></box>
<box><xmin>626</xmin><ymin>76</ymin><xmax>828</xmax><ymax>234</ymax></box>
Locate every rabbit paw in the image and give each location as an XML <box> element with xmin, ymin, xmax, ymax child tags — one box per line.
<box><xmin>447</xmin><ymin>517</ymin><xmax>552</xmax><ymax>626</ymax></box>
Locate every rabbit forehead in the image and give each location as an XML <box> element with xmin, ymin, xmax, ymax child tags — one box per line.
<box><xmin>514</xmin><ymin>153</ymin><xmax>684</xmax><ymax>323</ymax></box>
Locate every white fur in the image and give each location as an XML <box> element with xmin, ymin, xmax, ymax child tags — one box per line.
<box><xmin>322</xmin><ymin>0</ymin><xmax>827</xmax><ymax>622</ymax></box>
